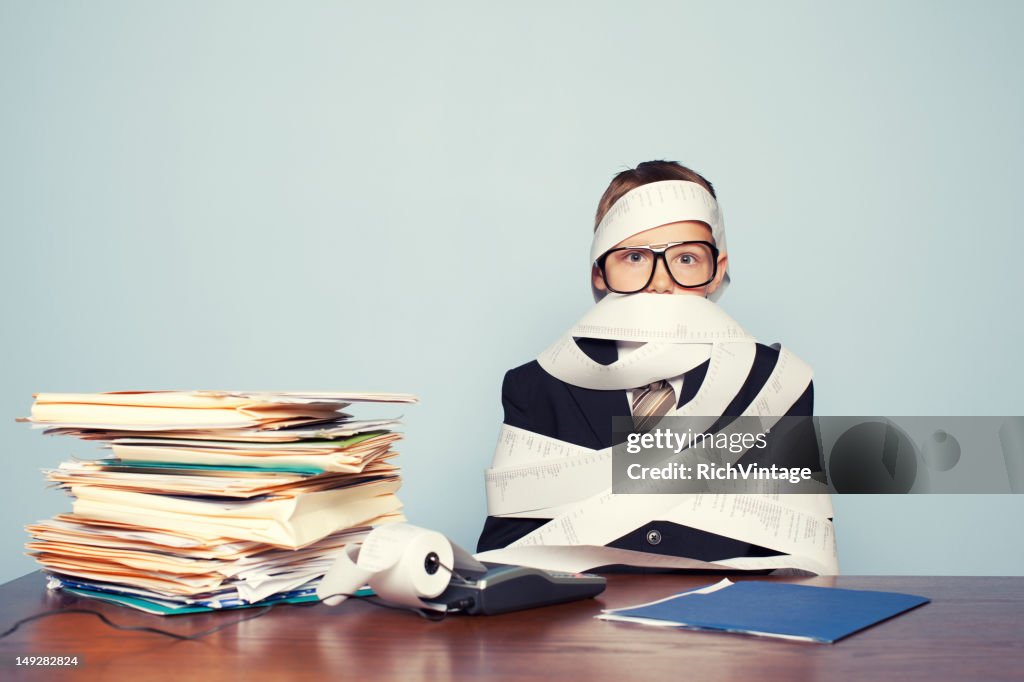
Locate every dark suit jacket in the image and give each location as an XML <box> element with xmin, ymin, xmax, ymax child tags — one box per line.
<box><xmin>476</xmin><ymin>337</ymin><xmax>816</xmax><ymax>563</ymax></box>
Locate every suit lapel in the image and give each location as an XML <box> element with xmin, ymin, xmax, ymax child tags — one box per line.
<box><xmin>564</xmin><ymin>338</ymin><xmax>630</xmax><ymax>449</ymax></box>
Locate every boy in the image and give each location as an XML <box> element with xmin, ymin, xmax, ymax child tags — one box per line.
<box><xmin>476</xmin><ymin>161</ymin><xmax>833</xmax><ymax>574</ymax></box>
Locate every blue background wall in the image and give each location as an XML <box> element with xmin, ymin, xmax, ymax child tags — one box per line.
<box><xmin>2</xmin><ymin>1</ymin><xmax>1022</xmax><ymax>583</ymax></box>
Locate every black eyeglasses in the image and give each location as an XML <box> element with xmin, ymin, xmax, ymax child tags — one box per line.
<box><xmin>595</xmin><ymin>240</ymin><xmax>719</xmax><ymax>293</ymax></box>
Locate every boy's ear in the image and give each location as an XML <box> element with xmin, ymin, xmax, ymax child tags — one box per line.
<box><xmin>592</xmin><ymin>264</ymin><xmax>608</xmax><ymax>292</ymax></box>
<box><xmin>707</xmin><ymin>253</ymin><xmax>729</xmax><ymax>296</ymax></box>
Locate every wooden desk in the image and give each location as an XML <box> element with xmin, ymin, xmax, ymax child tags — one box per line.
<box><xmin>1</xmin><ymin>572</ymin><xmax>1022</xmax><ymax>681</ymax></box>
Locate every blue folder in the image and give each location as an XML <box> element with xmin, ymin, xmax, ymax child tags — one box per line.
<box><xmin>600</xmin><ymin>580</ymin><xmax>930</xmax><ymax>643</ymax></box>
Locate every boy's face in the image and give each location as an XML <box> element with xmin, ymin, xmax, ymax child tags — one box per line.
<box><xmin>592</xmin><ymin>220</ymin><xmax>729</xmax><ymax>297</ymax></box>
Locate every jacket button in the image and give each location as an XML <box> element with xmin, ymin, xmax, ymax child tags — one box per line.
<box><xmin>645</xmin><ymin>528</ymin><xmax>662</xmax><ymax>546</ymax></box>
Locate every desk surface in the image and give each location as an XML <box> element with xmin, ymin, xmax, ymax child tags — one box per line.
<box><xmin>1</xmin><ymin>572</ymin><xmax>1022</xmax><ymax>681</ymax></box>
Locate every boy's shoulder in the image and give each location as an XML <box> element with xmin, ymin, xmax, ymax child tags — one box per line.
<box><xmin>502</xmin><ymin>358</ymin><xmax>548</xmax><ymax>396</ymax></box>
<box><xmin>502</xmin><ymin>337</ymin><xmax>618</xmax><ymax>390</ymax></box>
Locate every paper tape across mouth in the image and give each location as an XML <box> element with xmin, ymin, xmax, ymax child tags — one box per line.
<box><xmin>538</xmin><ymin>294</ymin><xmax>755</xmax><ymax>391</ymax></box>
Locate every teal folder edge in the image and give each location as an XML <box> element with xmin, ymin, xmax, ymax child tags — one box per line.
<box><xmin>96</xmin><ymin>459</ymin><xmax>326</xmax><ymax>475</ymax></box>
<box><xmin>60</xmin><ymin>586</ymin><xmax>318</xmax><ymax>615</ymax></box>
<box><xmin>58</xmin><ymin>585</ymin><xmax>374</xmax><ymax>616</ymax></box>
<box><xmin>602</xmin><ymin>580</ymin><xmax>930</xmax><ymax>643</ymax></box>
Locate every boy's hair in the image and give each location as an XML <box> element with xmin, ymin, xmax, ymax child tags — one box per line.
<box><xmin>593</xmin><ymin>160</ymin><xmax>717</xmax><ymax>230</ymax></box>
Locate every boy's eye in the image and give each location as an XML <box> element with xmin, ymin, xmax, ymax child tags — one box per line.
<box><xmin>668</xmin><ymin>247</ymin><xmax>707</xmax><ymax>267</ymax></box>
<box><xmin>619</xmin><ymin>250</ymin><xmax>649</xmax><ymax>264</ymax></box>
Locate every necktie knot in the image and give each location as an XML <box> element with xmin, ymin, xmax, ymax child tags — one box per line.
<box><xmin>631</xmin><ymin>380</ymin><xmax>675</xmax><ymax>432</ymax></box>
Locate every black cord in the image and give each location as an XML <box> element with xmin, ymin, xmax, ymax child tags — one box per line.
<box><xmin>0</xmin><ymin>605</ymin><xmax>274</xmax><ymax>641</ymax></box>
<box><xmin>1</xmin><ymin>558</ymin><xmax>467</xmax><ymax>641</ymax></box>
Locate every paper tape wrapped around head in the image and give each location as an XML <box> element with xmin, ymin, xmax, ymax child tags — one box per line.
<box><xmin>590</xmin><ymin>179</ymin><xmax>729</xmax><ymax>302</ymax></box>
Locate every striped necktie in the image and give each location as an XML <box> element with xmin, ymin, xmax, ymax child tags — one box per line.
<box><xmin>631</xmin><ymin>379</ymin><xmax>676</xmax><ymax>432</ymax></box>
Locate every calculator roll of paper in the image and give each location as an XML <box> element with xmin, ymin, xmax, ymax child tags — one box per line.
<box><xmin>317</xmin><ymin>524</ymin><xmax>454</xmax><ymax>608</ymax></box>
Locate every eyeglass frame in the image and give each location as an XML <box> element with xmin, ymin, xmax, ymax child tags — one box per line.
<box><xmin>594</xmin><ymin>240</ymin><xmax>720</xmax><ymax>293</ymax></box>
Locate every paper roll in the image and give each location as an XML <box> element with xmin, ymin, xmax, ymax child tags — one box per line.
<box><xmin>364</xmin><ymin>525</ymin><xmax>453</xmax><ymax>608</ymax></box>
<box><xmin>316</xmin><ymin>523</ymin><xmax>454</xmax><ymax>609</ymax></box>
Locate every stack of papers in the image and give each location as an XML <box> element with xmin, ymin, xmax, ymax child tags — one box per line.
<box><xmin>598</xmin><ymin>578</ymin><xmax>930</xmax><ymax>643</ymax></box>
<box><xmin>21</xmin><ymin>390</ymin><xmax>417</xmax><ymax>614</ymax></box>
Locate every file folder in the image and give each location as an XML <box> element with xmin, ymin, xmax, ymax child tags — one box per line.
<box><xmin>598</xmin><ymin>579</ymin><xmax>930</xmax><ymax>643</ymax></box>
